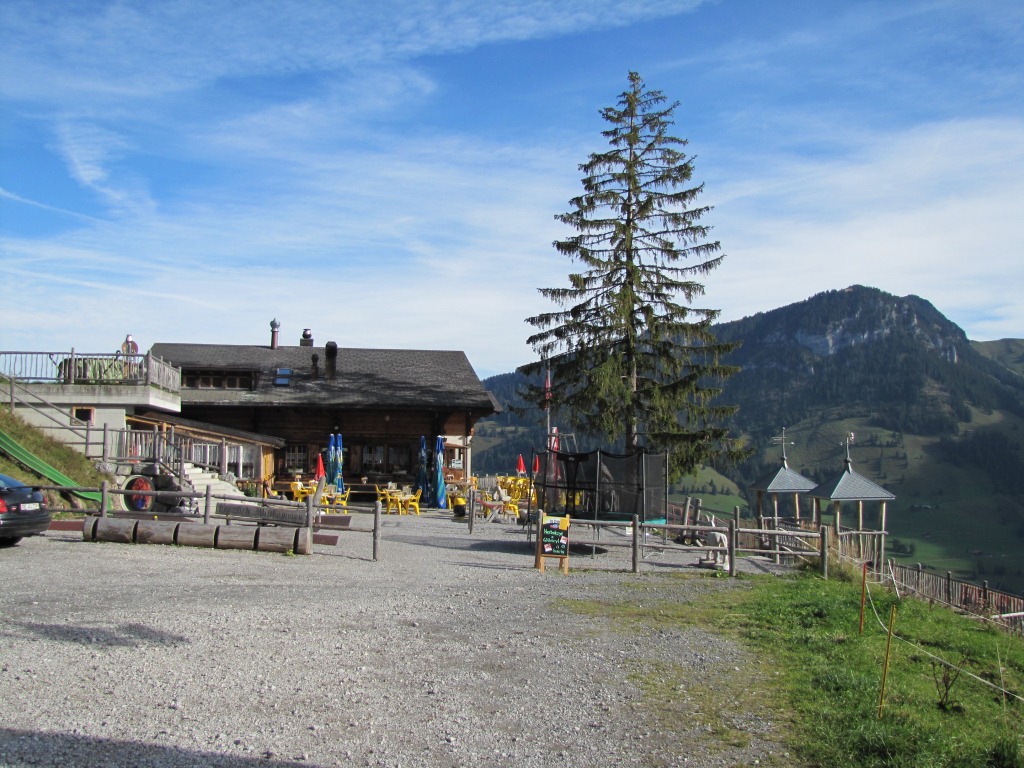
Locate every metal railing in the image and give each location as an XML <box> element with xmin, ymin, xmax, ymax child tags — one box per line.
<box><xmin>0</xmin><ymin>350</ymin><xmax>180</xmax><ymax>394</ymax></box>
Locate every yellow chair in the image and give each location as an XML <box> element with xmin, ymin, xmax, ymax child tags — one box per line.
<box><xmin>331</xmin><ymin>488</ymin><xmax>351</xmax><ymax>513</ymax></box>
<box><xmin>404</xmin><ymin>489</ymin><xmax>422</xmax><ymax>515</ymax></box>
<box><xmin>290</xmin><ymin>481</ymin><xmax>310</xmax><ymax>502</ymax></box>
<box><xmin>385</xmin><ymin>489</ymin><xmax>404</xmax><ymax>515</ymax></box>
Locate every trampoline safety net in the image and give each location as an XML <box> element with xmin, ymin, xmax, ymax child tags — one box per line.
<box><xmin>530</xmin><ymin>449</ymin><xmax>667</xmax><ymax>523</ymax></box>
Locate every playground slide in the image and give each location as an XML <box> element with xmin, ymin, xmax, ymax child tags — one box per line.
<box><xmin>0</xmin><ymin>429</ymin><xmax>102</xmax><ymax>502</ymax></box>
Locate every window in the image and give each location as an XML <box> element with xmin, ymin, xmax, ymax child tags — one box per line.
<box><xmin>284</xmin><ymin>445</ymin><xmax>307</xmax><ymax>473</ymax></box>
<box><xmin>183</xmin><ymin>370</ymin><xmax>254</xmax><ymax>389</ymax></box>
<box><xmin>72</xmin><ymin>407</ymin><xmax>94</xmax><ymax>425</ymax></box>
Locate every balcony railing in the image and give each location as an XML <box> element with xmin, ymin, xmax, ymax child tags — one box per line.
<box><xmin>0</xmin><ymin>350</ymin><xmax>180</xmax><ymax>394</ymax></box>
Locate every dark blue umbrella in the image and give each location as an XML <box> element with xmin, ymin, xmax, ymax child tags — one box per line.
<box><xmin>416</xmin><ymin>436</ymin><xmax>428</xmax><ymax>496</ymax></box>
<box><xmin>326</xmin><ymin>434</ymin><xmax>336</xmax><ymax>485</ymax></box>
<box><xmin>434</xmin><ymin>435</ymin><xmax>447</xmax><ymax>509</ymax></box>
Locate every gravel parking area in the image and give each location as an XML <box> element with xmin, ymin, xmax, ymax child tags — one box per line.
<box><xmin>0</xmin><ymin>513</ymin><xmax>795</xmax><ymax>767</ymax></box>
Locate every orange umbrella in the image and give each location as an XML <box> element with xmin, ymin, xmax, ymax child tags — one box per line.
<box><xmin>314</xmin><ymin>453</ymin><xmax>326</xmax><ymax>480</ymax></box>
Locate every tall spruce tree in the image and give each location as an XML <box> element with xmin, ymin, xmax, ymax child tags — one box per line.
<box><xmin>522</xmin><ymin>72</ymin><xmax>746</xmax><ymax>477</ymax></box>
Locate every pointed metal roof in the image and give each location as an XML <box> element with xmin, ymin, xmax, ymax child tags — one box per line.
<box><xmin>809</xmin><ymin>458</ymin><xmax>896</xmax><ymax>502</ymax></box>
<box><xmin>749</xmin><ymin>459</ymin><xmax>817</xmax><ymax>493</ymax></box>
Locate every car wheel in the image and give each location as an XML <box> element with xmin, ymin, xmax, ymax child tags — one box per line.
<box><xmin>0</xmin><ymin>537</ymin><xmax>23</xmax><ymax>547</ymax></box>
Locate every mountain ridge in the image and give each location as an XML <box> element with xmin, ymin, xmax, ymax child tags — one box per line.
<box><xmin>473</xmin><ymin>285</ymin><xmax>1024</xmax><ymax>594</ymax></box>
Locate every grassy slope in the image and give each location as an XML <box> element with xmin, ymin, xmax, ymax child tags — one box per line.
<box><xmin>0</xmin><ymin>406</ymin><xmax>110</xmax><ymax>509</ymax></box>
<box><xmin>972</xmin><ymin>339</ymin><xmax>1024</xmax><ymax>378</ymax></box>
<box><xmin>565</xmin><ymin>570</ymin><xmax>1024</xmax><ymax>768</ymax></box>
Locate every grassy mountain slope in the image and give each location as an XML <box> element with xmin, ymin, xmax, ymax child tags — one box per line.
<box><xmin>973</xmin><ymin>338</ymin><xmax>1024</xmax><ymax>378</ymax></box>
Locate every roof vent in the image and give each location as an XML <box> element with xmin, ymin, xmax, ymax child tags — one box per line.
<box><xmin>300</xmin><ymin>329</ymin><xmax>313</xmax><ymax>347</ymax></box>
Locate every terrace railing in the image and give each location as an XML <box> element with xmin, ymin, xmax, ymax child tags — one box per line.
<box><xmin>0</xmin><ymin>350</ymin><xmax>180</xmax><ymax>394</ymax></box>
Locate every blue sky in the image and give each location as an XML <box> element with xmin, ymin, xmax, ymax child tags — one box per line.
<box><xmin>2</xmin><ymin>0</ymin><xmax>1022</xmax><ymax>378</ymax></box>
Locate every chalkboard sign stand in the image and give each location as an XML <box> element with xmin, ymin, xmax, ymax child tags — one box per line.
<box><xmin>535</xmin><ymin>514</ymin><xmax>570</xmax><ymax>575</ymax></box>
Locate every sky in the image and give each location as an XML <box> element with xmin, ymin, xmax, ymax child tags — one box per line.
<box><xmin>2</xmin><ymin>0</ymin><xmax>1022</xmax><ymax>379</ymax></box>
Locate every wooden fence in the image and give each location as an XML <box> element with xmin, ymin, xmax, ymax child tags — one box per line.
<box><xmin>41</xmin><ymin>480</ymin><xmax>386</xmax><ymax>560</ymax></box>
<box><xmin>887</xmin><ymin>561</ymin><xmax>1024</xmax><ymax>636</ymax></box>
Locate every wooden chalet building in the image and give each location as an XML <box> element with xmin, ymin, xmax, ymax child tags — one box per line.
<box><xmin>149</xmin><ymin>323</ymin><xmax>498</xmax><ymax>493</ymax></box>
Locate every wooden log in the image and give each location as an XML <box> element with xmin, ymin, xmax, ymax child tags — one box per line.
<box><xmin>256</xmin><ymin>527</ymin><xmax>298</xmax><ymax>553</ymax></box>
<box><xmin>215</xmin><ymin>526</ymin><xmax>257</xmax><ymax>551</ymax></box>
<box><xmin>93</xmin><ymin>517</ymin><xmax>137</xmax><ymax>544</ymax></box>
<box><xmin>293</xmin><ymin>527</ymin><xmax>312</xmax><ymax>555</ymax></box>
<box><xmin>175</xmin><ymin>523</ymin><xmax>217</xmax><ymax>549</ymax></box>
<box><xmin>81</xmin><ymin>516</ymin><xmax>99</xmax><ymax>541</ymax></box>
<box><xmin>135</xmin><ymin>520</ymin><xmax>179</xmax><ymax>546</ymax></box>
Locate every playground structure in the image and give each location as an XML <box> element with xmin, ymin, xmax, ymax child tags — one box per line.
<box><xmin>527</xmin><ymin>448</ymin><xmax>668</xmax><ymax>524</ymax></box>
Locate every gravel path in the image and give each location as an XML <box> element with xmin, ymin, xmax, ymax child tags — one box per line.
<box><xmin>0</xmin><ymin>513</ymin><xmax>797</xmax><ymax>767</ymax></box>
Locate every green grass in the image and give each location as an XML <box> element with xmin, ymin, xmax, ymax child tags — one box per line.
<box><xmin>0</xmin><ymin>405</ymin><xmax>110</xmax><ymax>512</ymax></box>
<box><xmin>561</xmin><ymin>571</ymin><xmax>1024</xmax><ymax>767</ymax></box>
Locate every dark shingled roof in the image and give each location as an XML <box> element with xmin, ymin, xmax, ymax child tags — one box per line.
<box><xmin>149</xmin><ymin>343</ymin><xmax>498</xmax><ymax>412</ymax></box>
<box><xmin>809</xmin><ymin>459</ymin><xmax>896</xmax><ymax>502</ymax></box>
<box><xmin>749</xmin><ymin>462</ymin><xmax>817</xmax><ymax>494</ymax></box>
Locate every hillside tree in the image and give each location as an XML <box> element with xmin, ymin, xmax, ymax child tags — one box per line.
<box><xmin>521</xmin><ymin>71</ymin><xmax>746</xmax><ymax>477</ymax></box>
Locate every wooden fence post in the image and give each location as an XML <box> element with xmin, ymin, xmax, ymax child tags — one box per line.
<box><xmin>204</xmin><ymin>485</ymin><xmax>213</xmax><ymax>525</ymax></box>
<box><xmin>946</xmin><ymin>571</ymin><xmax>953</xmax><ymax>604</ymax></box>
<box><xmin>372</xmin><ymin>501</ymin><xmax>382</xmax><ymax>561</ymax></box>
<box><xmin>819</xmin><ymin>525</ymin><xmax>828</xmax><ymax>579</ymax></box>
<box><xmin>100</xmin><ymin>479</ymin><xmax>109</xmax><ymax>518</ymax></box>
<box><xmin>728</xmin><ymin>519</ymin><xmax>737</xmax><ymax>577</ymax></box>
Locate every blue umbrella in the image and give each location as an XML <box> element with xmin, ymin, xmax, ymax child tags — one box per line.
<box><xmin>416</xmin><ymin>436</ymin><xmax>428</xmax><ymax>496</ymax></box>
<box><xmin>434</xmin><ymin>435</ymin><xmax>447</xmax><ymax>509</ymax></box>
<box><xmin>326</xmin><ymin>434</ymin><xmax>336</xmax><ymax>485</ymax></box>
<box><xmin>334</xmin><ymin>434</ymin><xmax>345</xmax><ymax>492</ymax></box>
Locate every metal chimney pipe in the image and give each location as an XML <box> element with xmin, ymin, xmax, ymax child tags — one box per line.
<box><xmin>270</xmin><ymin>318</ymin><xmax>280</xmax><ymax>349</ymax></box>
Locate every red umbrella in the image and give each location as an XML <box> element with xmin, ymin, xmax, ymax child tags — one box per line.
<box><xmin>532</xmin><ymin>454</ymin><xmax>540</xmax><ymax>474</ymax></box>
<box><xmin>516</xmin><ymin>454</ymin><xmax>526</xmax><ymax>475</ymax></box>
<box><xmin>314</xmin><ymin>453</ymin><xmax>326</xmax><ymax>480</ymax></box>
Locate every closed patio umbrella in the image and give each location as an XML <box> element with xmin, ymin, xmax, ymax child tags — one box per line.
<box><xmin>326</xmin><ymin>434</ymin><xmax>336</xmax><ymax>485</ymax></box>
<box><xmin>314</xmin><ymin>453</ymin><xmax>326</xmax><ymax>481</ymax></box>
<box><xmin>516</xmin><ymin>454</ymin><xmax>526</xmax><ymax>475</ymax></box>
<box><xmin>334</xmin><ymin>434</ymin><xmax>345</xmax><ymax>492</ymax></box>
<box><xmin>434</xmin><ymin>435</ymin><xmax>447</xmax><ymax>509</ymax></box>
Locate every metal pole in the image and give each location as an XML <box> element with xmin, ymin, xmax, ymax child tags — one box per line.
<box><xmin>631</xmin><ymin>514</ymin><xmax>640</xmax><ymax>573</ymax></box>
<box><xmin>372</xmin><ymin>501</ymin><xmax>382</xmax><ymax>561</ymax></box>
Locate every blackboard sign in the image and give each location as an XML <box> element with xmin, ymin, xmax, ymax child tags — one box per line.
<box><xmin>541</xmin><ymin>514</ymin><xmax>570</xmax><ymax>557</ymax></box>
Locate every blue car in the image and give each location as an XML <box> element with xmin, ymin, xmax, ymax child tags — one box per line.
<box><xmin>0</xmin><ymin>473</ymin><xmax>50</xmax><ymax>547</ymax></box>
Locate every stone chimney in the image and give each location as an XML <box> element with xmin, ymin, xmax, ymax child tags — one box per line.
<box><xmin>325</xmin><ymin>341</ymin><xmax>338</xmax><ymax>380</ymax></box>
<box><xmin>270</xmin><ymin>318</ymin><xmax>281</xmax><ymax>349</ymax></box>
<box><xmin>300</xmin><ymin>328</ymin><xmax>313</xmax><ymax>347</ymax></box>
